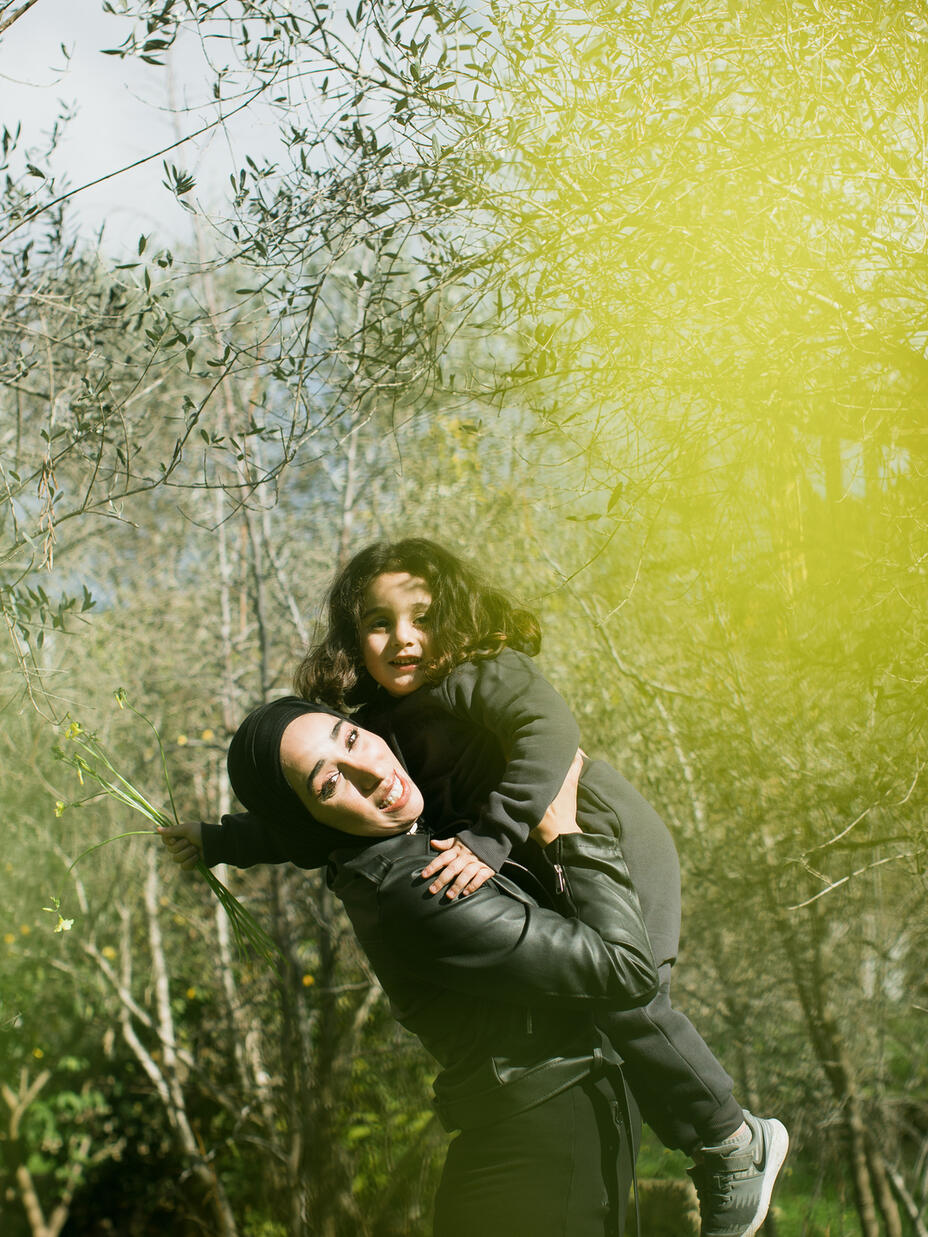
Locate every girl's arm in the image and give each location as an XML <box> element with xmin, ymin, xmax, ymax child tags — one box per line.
<box><xmin>421</xmin><ymin>746</ymin><xmax>583</xmax><ymax>900</ymax></box>
<box><xmin>420</xmin><ymin>836</ymin><xmax>495</xmax><ymax>900</ymax></box>
<box><xmin>424</xmin><ymin>649</ymin><xmax>582</xmax><ymax>881</ymax></box>
<box><xmin>529</xmin><ymin>749</ymin><xmax>583</xmax><ymax>845</ymax></box>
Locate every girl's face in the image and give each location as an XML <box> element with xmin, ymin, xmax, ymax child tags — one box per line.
<box><xmin>360</xmin><ymin>572</ymin><xmax>434</xmax><ymax>697</ymax></box>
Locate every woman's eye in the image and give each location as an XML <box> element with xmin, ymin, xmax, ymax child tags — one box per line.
<box><xmin>320</xmin><ymin>772</ymin><xmax>339</xmax><ymax>801</ymax></box>
<box><xmin>415</xmin><ymin>612</ymin><xmax>430</xmax><ymax>627</ymax></box>
<box><xmin>346</xmin><ymin>728</ymin><xmax>358</xmax><ymax>750</ymax></box>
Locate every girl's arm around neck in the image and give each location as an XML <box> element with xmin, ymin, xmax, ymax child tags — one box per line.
<box><xmin>437</xmin><ymin>649</ymin><xmax>581</xmax><ymax>869</ymax></box>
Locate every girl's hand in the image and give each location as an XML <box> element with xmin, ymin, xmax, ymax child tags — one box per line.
<box><xmin>421</xmin><ymin>837</ymin><xmax>495</xmax><ymax>900</ymax></box>
<box><xmin>158</xmin><ymin>822</ymin><xmax>203</xmax><ymax>871</ymax></box>
<box><xmin>530</xmin><ymin>750</ymin><xmax>584</xmax><ymax>847</ymax></box>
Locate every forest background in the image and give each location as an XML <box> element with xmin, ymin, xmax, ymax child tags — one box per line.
<box><xmin>1</xmin><ymin>2</ymin><xmax>926</xmax><ymax>1235</ymax></box>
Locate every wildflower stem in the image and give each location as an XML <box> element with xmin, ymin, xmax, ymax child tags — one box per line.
<box><xmin>119</xmin><ymin>694</ymin><xmax>181</xmax><ymax>825</ymax></box>
<box><xmin>55</xmin><ymin>700</ymin><xmax>280</xmax><ymax>968</ymax></box>
<box><xmin>66</xmin><ymin>830</ymin><xmax>159</xmax><ymax>874</ymax></box>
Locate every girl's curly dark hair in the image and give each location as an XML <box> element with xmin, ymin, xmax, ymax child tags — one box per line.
<box><xmin>294</xmin><ymin>538</ymin><xmax>541</xmax><ymax>709</ymax></box>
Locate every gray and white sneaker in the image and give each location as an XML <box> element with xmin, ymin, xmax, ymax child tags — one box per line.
<box><xmin>688</xmin><ymin>1113</ymin><xmax>789</xmax><ymax>1237</ymax></box>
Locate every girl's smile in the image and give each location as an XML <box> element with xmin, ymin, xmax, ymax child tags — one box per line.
<box><xmin>360</xmin><ymin>572</ymin><xmax>435</xmax><ymax>697</ymax></box>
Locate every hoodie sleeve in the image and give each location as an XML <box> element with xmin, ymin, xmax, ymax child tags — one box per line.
<box><xmin>435</xmin><ymin>650</ymin><xmax>581</xmax><ymax>871</ymax></box>
<box><xmin>201</xmin><ymin>811</ymin><xmax>289</xmax><ymax>869</ymax></box>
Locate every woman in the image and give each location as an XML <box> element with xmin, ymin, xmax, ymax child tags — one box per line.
<box><xmin>162</xmin><ymin>697</ymin><xmax>658</xmax><ymax>1237</ymax></box>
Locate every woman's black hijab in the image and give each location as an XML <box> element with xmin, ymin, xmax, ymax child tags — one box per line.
<box><xmin>227</xmin><ymin>696</ymin><xmax>357</xmax><ymax>869</ymax></box>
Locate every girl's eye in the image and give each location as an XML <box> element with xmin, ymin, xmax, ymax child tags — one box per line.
<box><xmin>319</xmin><ymin>772</ymin><xmax>339</xmax><ymax>802</ymax></box>
<box><xmin>414</xmin><ymin>611</ymin><xmax>430</xmax><ymax>627</ymax></box>
<box><xmin>346</xmin><ymin>728</ymin><xmax>358</xmax><ymax>750</ymax></box>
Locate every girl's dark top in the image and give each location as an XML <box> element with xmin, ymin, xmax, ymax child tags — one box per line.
<box><xmin>362</xmin><ymin>648</ymin><xmax>580</xmax><ymax>871</ymax></box>
<box><xmin>361</xmin><ymin>648</ymin><xmax>681</xmax><ymax>966</ymax></box>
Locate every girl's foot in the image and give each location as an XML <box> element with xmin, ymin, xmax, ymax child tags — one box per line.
<box><xmin>688</xmin><ymin>1113</ymin><xmax>789</xmax><ymax>1237</ymax></box>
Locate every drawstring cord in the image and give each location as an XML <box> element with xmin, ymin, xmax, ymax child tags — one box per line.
<box><xmin>593</xmin><ymin>1047</ymin><xmax>640</xmax><ymax>1237</ymax></box>
<box><xmin>616</xmin><ymin>1065</ymin><xmax>640</xmax><ymax>1237</ymax></box>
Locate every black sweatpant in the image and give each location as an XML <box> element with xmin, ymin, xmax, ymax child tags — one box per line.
<box><xmin>586</xmin><ymin>762</ymin><xmax>743</xmax><ymax>1152</ymax></box>
<box><xmin>522</xmin><ymin>760</ymin><xmax>744</xmax><ymax>1155</ymax></box>
<box><xmin>434</xmin><ymin>1072</ymin><xmax>641</xmax><ymax>1237</ymax></box>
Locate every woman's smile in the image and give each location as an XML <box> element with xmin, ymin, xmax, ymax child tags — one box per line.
<box><xmin>378</xmin><ymin>771</ymin><xmax>410</xmax><ymax>812</ymax></box>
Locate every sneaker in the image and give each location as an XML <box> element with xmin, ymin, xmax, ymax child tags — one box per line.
<box><xmin>688</xmin><ymin>1113</ymin><xmax>789</xmax><ymax>1237</ymax></box>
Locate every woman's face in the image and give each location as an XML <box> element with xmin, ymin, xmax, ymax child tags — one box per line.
<box><xmin>280</xmin><ymin>712</ymin><xmax>424</xmax><ymax>836</ymax></box>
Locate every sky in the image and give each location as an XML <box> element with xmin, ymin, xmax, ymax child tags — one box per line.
<box><xmin>0</xmin><ymin>0</ymin><xmax>275</xmax><ymax>255</ymax></box>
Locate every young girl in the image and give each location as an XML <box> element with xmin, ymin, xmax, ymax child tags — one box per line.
<box><xmin>290</xmin><ymin>538</ymin><xmax>788</xmax><ymax>1237</ymax></box>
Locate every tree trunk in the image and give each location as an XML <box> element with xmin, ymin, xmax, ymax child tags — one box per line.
<box><xmin>140</xmin><ymin>851</ymin><xmax>240</xmax><ymax>1237</ymax></box>
<box><xmin>269</xmin><ymin>866</ymin><xmax>312</xmax><ymax>1236</ymax></box>
<box><xmin>766</xmin><ymin>866</ymin><xmax>900</xmax><ymax>1237</ymax></box>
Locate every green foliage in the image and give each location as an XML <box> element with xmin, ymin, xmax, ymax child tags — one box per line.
<box><xmin>2</xmin><ymin>0</ymin><xmax>927</xmax><ymax>1234</ymax></box>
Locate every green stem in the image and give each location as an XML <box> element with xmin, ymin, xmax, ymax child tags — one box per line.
<box><xmin>73</xmin><ymin>741</ymin><xmax>164</xmax><ymax>819</ymax></box>
<box><xmin>64</xmin><ymin>748</ymin><xmax>165</xmax><ymax>821</ymax></box>
<box><xmin>67</xmin><ymin>830</ymin><xmax>159</xmax><ymax>874</ymax></box>
<box><xmin>56</xmin><ymin>703</ymin><xmax>279</xmax><ymax>968</ymax></box>
<box><xmin>124</xmin><ymin>698</ymin><xmax>181</xmax><ymax>826</ymax></box>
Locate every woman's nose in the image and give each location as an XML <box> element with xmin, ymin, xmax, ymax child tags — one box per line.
<box><xmin>343</xmin><ymin>755</ymin><xmax>385</xmax><ymax>795</ymax></box>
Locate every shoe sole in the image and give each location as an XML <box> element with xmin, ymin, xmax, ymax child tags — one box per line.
<box><xmin>744</xmin><ymin>1119</ymin><xmax>789</xmax><ymax>1237</ymax></box>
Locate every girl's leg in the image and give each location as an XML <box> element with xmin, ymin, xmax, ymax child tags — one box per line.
<box><xmin>574</xmin><ymin>763</ymin><xmax>745</xmax><ymax>1152</ymax></box>
<box><xmin>571</xmin><ymin>764</ymin><xmax>789</xmax><ymax>1236</ymax></box>
<box><xmin>598</xmin><ymin>964</ymin><xmax>743</xmax><ymax>1154</ymax></box>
